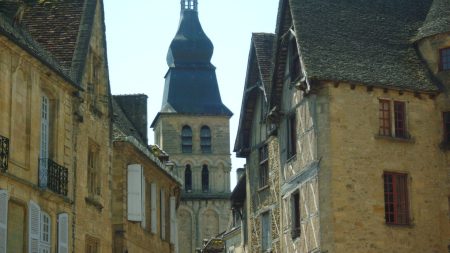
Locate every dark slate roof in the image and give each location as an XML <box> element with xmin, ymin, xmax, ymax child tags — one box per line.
<box><xmin>20</xmin><ymin>1</ymin><xmax>85</xmax><ymax>73</ymax></box>
<box><xmin>0</xmin><ymin>5</ymin><xmax>78</xmax><ymax>88</ymax></box>
<box><xmin>17</xmin><ymin>0</ymin><xmax>97</xmax><ymax>84</ymax></box>
<box><xmin>112</xmin><ymin>96</ymin><xmax>147</xmax><ymax>145</ymax></box>
<box><xmin>234</xmin><ymin>33</ymin><xmax>276</xmax><ymax>155</ymax></box>
<box><xmin>415</xmin><ymin>0</ymin><xmax>450</xmax><ymax>41</ymax></box>
<box><xmin>253</xmin><ymin>33</ymin><xmax>276</xmax><ymax>92</ymax></box>
<box><xmin>288</xmin><ymin>0</ymin><xmax>438</xmax><ymax>92</ymax></box>
<box><xmin>157</xmin><ymin>4</ymin><xmax>232</xmax><ymax>117</ymax></box>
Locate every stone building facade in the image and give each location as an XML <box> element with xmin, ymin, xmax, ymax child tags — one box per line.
<box><xmin>236</xmin><ymin>0</ymin><xmax>450</xmax><ymax>252</ymax></box>
<box><xmin>151</xmin><ymin>1</ymin><xmax>233</xmax><ymax>252</ymax></box>
<box><xmin>111</xmin><ymin>95</ymin><xmax>182</xmax><ymax>253</ymax></box>
<box><xmin>0</xmin><ymin>1</ymin><xmax>183</xmax><ymax>253</ymax></box>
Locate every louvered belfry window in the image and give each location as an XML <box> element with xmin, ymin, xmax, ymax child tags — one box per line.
<box><xmin>384</xmin><ymin>172</ymin><xmax>409</xmax><ymax>225</ymax></box>
<box><xmin>444</xmin><ymin>112</ymin><xmax>450</xmax><ymax>144</ymax></box>
<box><xmin>200</xmin><ymin>126</ymin><xmax>212</xmax><ymax>153</ymax></box>
<box><xmin>185</xmin><ymin>164</ymin><xmax>192</xmax><ymax>192</ymax></box>
<box><xmin>181</xmin><ymin>126</ymin><xmax>192</xmax><ymax>153</ymax></box>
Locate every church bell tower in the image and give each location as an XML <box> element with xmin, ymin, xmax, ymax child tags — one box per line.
<box><xmin>151</xmin><ymin>1</ymin><xmax>232</xmax><ymax>252</ymax></box>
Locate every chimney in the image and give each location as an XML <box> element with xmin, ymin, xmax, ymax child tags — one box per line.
<box><xmin>113</xmin><ymin>94</ymin><xmax>148</xmax><ymax>144</ymax></box>
<box><xmin>236</xmin><ymin>168</ymin><xmax>244</xmax><ymax>181</ymax></box>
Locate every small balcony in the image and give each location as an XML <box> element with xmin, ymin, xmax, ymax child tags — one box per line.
<box><xmin>0</xmin><ymin>135</ymin><xmax>9</xmax><ymax>172</ymax></box>
<box><xmin>39</xmin><ymin>159</ymin><xmax>68</xmax><ymax>196</ymax></box>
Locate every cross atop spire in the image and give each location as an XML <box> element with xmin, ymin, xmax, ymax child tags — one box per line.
<box><xmin>181</xmin><ymin>0</ymin><xmax>198</xmax><ymax>11</ymax></box>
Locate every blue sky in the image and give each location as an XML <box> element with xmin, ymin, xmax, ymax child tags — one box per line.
<box><xmin>104</xmin><ymin>0</ymin><xmax>279</xmax><ymax>188</ymax></box>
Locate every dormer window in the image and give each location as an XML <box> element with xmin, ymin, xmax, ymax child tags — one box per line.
<box><xmin>440</xmin><ymin>47</ymin><xmax>450</xmax><ymax>71</ymax></box>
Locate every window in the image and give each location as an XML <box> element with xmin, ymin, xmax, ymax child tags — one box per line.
<box><xmin>261</xmin><ymin>211</ymin><xmax>271</xmax><ymax>252</ymax></box>
<box><xmin>378</xmin><ymin>100</ymin><xmax>408</xmax><ymax>139</ymax></box>
<box><xmin>40</xmin><ymin>212</ymin><xmax>51</xmax><ymax>253</ymax></box>
<box><xmin>185</xmin><ymin>164</ymin><xmax>192</xmax><ymax>192</ymax></box>
<box><xmin>383</xmin><ymin>172</ymin><xmax>409</xmax><ymax>225</ymax></box>
<box><xmin>379</xmin><ymin>99</ymin><xmax>391</xmax><ymax>136</ymax></box>
<box><xmin>287</xmin><ymin>113</ymin><xmax>297</xmax><ymax>159</ymax></box>
<box><xmin>181</xmin><ymin>126</ymin><xmax>192</xmax><ymax>153</ymax></box>
<box><xmin>440</xmin><ymin>47</ymin><xmax>450</xmax><ymax>71</ymax></box>
<box><xmin>88</xmin><ymin>145</ymin><xmax>100</xmax><ymax>196</ymax></box>
<box><xmin>259</xmin><ymin>145</ymin><xmax>269</xmax><ymax>188</ymax></box>
<box><xmin>443</xmin><ymin>112</ymin><xmax>450</xmax><ymax>145</ymax></box>
<box><xmin>394</xmin><ymin>101</ymin><xmax>407</xmax><ymax>138</ymax></box>
<box><xmin>200</xmin><ymin>126</ymin><xmax>212</xmax><ymax>153</ymax></box>
<box><xmin>39</xmin><ymin>95</ymin><xmax>50</xmax><ymax>188</ymax></box>
<box><xmin>202</xmin><ymin>165</ymin><xmax>209</xmax><ymax>192</ymax></box>
<box><xmin>85</xmin><ymin>235</ymin><xmax>99</xmax><ymax>253</ymax></box>
<box><xmin>291</xmin><ymin>191</ymin><xmax>300</xmax><ymax>239</ymax></box>
<box><xmin>290</xmin><ymin>38</ymin><xmax>301</xmax><ymax>81</ymax></box>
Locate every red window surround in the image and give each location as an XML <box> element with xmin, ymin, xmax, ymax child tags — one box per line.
<box><xmin>384</xmin><ymin>172</ymin><xmax>409</xmax><ymax>225</ymax></box>
<box><xmin>439</xmin><ymin>47</ymin><xmax>450</xmax><ymax>71</ymax></box>
<box><xmin>379</xmin><ymin>99</ymin><xmax>391</xmax><ymax>136</ymax></box>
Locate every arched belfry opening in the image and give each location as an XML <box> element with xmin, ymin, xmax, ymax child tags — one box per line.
<box><xmin>181</xmin><ymin>0</ymin><xmax>198</xmax><ymax>11</ymax></box>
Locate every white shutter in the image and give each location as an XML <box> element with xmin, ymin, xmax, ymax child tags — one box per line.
<box><xmin>0</xmin><ymin>190</ymin><xmax>8</xmax><ymax>253</ymax></box>
<box><xmin>127</xmin><ymin>164</ymin><xmax>143</xmax><ymax>221</ymax></box>
<box><xmin>29</xmin><ymin>201</ymin><xmax>40</xmax><ymax>253</ymax></box>
<box><xmin>169</xmin><ymin>196</ymin><xmax>176</xmax><ymax>244</ymax></box>
<box><xmin>151</xmin><ymin>183</ymin><xmax>157</xmax><ymax>233</ymax></box>
<box><xmin>39</xmin><ymin>212</ymin><xmax>50</xmax><ymax>253</ymax></box>
<box><xmin>39</xmin><ymin>95</ymin><xmax>49</xmax><ymax>188</ymax></box>
<box><xmin>160</xmin><ymin>189</ymin><xmax>165</xmax><ymax>240</ymax></box>
<box><xmin>57</xmin><ymin>213</ymin><xmax>68</xmax><ymax>253</ymax></box>
<box><xmin>140</xmin><ymin>176</ymin><xmax>146</xmax><ymax>229</ymax></box>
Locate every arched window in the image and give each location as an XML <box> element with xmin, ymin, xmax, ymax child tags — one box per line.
<box><xmin>200</xmin><ymin>126</ymin><xmax>211</xmax><ymax>153</ymax></box>
<box><xmin>202</xmin><ymin>165</ymin><xmax>209</xmax><ymax>192</ymax></box>
<box><xmin>181</xmin><ymin>125</ymin><xmax>192</xmax><ymax>153</ymax></box>
<box><xmin>185</xmin><ymin>164</ymin><xmax>192</xmax><ymax>192</ymax></box>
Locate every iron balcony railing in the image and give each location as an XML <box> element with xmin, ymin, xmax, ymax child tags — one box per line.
<box><xmin>39</xmin><ymin>158</ymin><xmax>68</xmax><ymax>196</ymax></box>
<box><xmin>0</xmin><ymin>135</ymin><xmax>9</xmax><ymax>172</ymax></box>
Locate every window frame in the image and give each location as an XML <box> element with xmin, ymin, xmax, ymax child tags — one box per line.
<box><xmin>439</xmin><ymin>47</ymin><xmax>450</xmax><ymax>71</ymax></box>
<box><xmin>201</xmin><ymin>165</ymin><xmax>209</xmax><ymax>192</ymax></box>
<box><xmin>261</xmin><ymin>211</ymin><xmax>271</xmax><ymax>252</ymax></box>
<box><xmin>184</xmin><ymin>164</ymin><xmax>192</xmax><ymax>192</ymax></box>
<box><xmin>87</xmin><ymin>143</ymin><xmax>101</xmax><ymax>197</ymax></box>
<box><xmin>287</xmin><ymin>113</ymin><xmax>297</xmax><ymax>159</ymax></box>
<box><xmin>378</xmin><ymin>99</ymin><xmax>409</xmax><ymax>139</ymax></box>
<box><xmin>383</xmin><ymin>172</ymin><xmax>410</xmax><ymax>225</ymax></box>
<box><xmin>200</xmin><ymin>126</ymin><xmax>212</xmax><ymax>153</ymax></box>
<box><xmin>443</xmin><ymin>112</ymin><xmax>450</xmax><ymax>145</ymax></box>
<box><xmin>291</xmin><ymin>191</ymin><xmax>301</xmax><ymax>239</ymax></box>
<box><xmin>181</xmin><ymin>125</ymin><xmax>193</xmax><ymax>153</ymax></box>
<box><xmin>259</xmin><ymin>145</ymin><xmax>269</xmax><ymax>188</ymax></box>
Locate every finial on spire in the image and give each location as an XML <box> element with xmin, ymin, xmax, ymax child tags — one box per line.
<box><xmin>181</xmin><ymin>0</ymin><xmax>198</xmax><ymax>11</ymax></box>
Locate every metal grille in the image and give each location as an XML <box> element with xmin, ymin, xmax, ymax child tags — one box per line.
<box><xmin>39</xmin><ymin>159</ymin><xmax>68</xmax><ymax>196</ymax></box>
<box><xmin>0</xmin><ymin>135</ymin><xmax>9</xmax><ymax>172</ymax></box>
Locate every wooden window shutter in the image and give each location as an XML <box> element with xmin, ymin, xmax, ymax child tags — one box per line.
<box><xmin>28</xmin><ymin>201</ymin><xmax>40</xmax><ymax>253</ymax></box>
<box><xmin>160</xmin><ymin>189</ymin><xmax>166</xmax><ymax>240</ymax></box>
<box><xmin>0</xmin><ymin>190</ymin><xmax>8</xmax><ymax>253</ymax></box>
<box><xmin>151</xmin><ymin>183</ymin><xmax>157</xmax><ymax>234</ymax></box>
<box><xmin>127</xmin><ymin>164</ymin><xmax>143</xmax><ymax>221</ymax></box>
<box><xmin>40</xmin><ymin>212</ymin><xmax>51</xmax><ymax>253</ymax></box>
<box><xmin>57</xmin><ymin>213</ymin><xmax>68</xmax><ymax>253</ymax></box>
<box><xmin>170</xmin><ymin>196</ymin><xmax>176</xmax><ymax>244</ymax></box>
<box><xmin>141</xmin><ymin>175</ymin><xmax>146</xmax><ymax>229</ymax></box>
